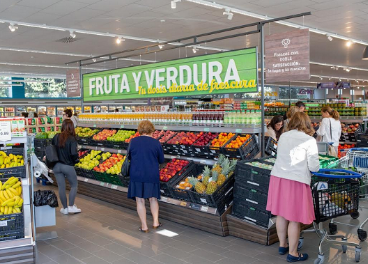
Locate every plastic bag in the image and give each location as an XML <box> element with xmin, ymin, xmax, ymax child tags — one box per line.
<box><xmin>31</xmin><ymin>153</ymin><xmax>53</xmax><ymax>183</ymax></box>
<box><xmin>34</xmin><ymin>190</ymin><xmax>59</xmax><ymax>207</ymax></box>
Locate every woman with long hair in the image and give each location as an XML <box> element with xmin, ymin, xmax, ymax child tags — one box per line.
<box><xmin>266</xmin><ymin>115</ymin><xmax>284</xmax><ymax>141</ymax></box>
<box><xmin>127</xmin><ymin>120</ymin><xmax>165</xmax><ymax>232</ymax></box>
<box><xmin>51</xmin><ymin>119</ymin><xmax>81</xmax><ymax>215</ymax></box>
<box><xmin>266</xmin><ymin>112</ymin><xmax>320</xmax><ymax>262</ymax></box>
<box><xmin>283</xmin><ymin>106</ymin><xmax>300</xmax><ymax>132</ymax></box>
<box><xmin>316</xmin><ymin>106</ymin><xmax>341</xmax><ymax>155</ymax></box>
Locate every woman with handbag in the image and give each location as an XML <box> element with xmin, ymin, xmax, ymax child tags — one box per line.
<box><xmin>127</xmin><ymin>120</ymin><xmax>165</xmax><ymax>232</ymax></box>
<box><xmin>316</xmin><ymin>106</ymin><xmax>341</xmax><ymax>156</ymax></box>
<box><xmin>51</xmin><ymin>119</ymin><xmax>81</xmax><ymax>215</ymax></box>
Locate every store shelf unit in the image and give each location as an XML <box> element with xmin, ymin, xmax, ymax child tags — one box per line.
<box><xmin>25</xmin><ymin>117</ymin><xmax>62</xmax><ymax>134</ymax></box>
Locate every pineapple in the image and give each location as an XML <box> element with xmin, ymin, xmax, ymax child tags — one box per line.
<box><xmin>217</xmin><ymin>160</ymin><xmax>230</xmax><ymax>186</ymax></box>
<box><xmin>228</xmin><ymin>159</ymin><xmax>238</xmax><ymax>177</ymax></box>
<box><xmin>212</xmin><ymin>154</ymin><xmax>225</xmax><ymax>174</ymax></box>
<box><xmin>206</xmin><ymin>171</ymin><xmax>218</xmax><ymax>195</ymax></box>
<box><xmin>202</xmin><ymin>166</ymin><xmax>211</xmax><ymax>186</ymax></box>
<box><xmin>188</xmin><ymin>176</ymin><xmax>206</xmax><ymax>194</ymax></box>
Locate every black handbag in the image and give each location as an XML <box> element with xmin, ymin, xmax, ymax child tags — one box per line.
<box><xmin>45</xmin><ymin>135</ymin><xmax>59</xmax><ymax>168</ymax></box>
<box><xmin>121</xmin><ymin>143</ymin><xmax>130</xmax><ymax>177</ymax></box>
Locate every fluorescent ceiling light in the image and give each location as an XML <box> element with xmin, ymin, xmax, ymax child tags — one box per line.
<box><xmin>8</xmin><ymin>23</ymin><xmax>18</xmax><ymax>32</ymax></box>
<box><xmin>0</xmin><ymin>61</ymin><xmax>106</xmax><ymax>71</ymax></box>
<box><xmin>116</xmin><ymin>37</ymin><xmax>124</xmax><ymax>44</ymax></box>
<box><xmin>69</xmin><ymin>30</ymin><xmax>76</xmax><ymax>38</ymax></box>
<box><xmin>223</xmin><ymin>9</ymin><xmax>234</xmax><ymax>20</ymax></box>
<box><xmin>327</xmin><ymin>35</ymin><xmax>333</xmax><ymax>41</ymax></box>
<box><xmin>192</xmin><ymin>47</ymin><xmax>198</xmax><ymax>53</ymax></box>
<box><xmin>346</xmin><ymin>40</ymin><xmax>353</xmax><ymax>47</ymax></box>
<box><xmin>171</xmin><ymin>0</ymin><xmax>181</xmax><ymax>9</ymax></box>
<box><xmin>310</xmin><ymin>61</ymin><xmax>368</xmax><ymax>72</ymax></box>
<box><xmin>158</xmin><ymin>44</ymin><xmax>164</xmax><ymax>49</ymax></box>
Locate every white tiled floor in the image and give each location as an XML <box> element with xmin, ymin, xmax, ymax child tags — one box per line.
<box><xmin>35</xmin><ymin>184</ymin><xmax>368</xmax><ymax>264</ymax></box>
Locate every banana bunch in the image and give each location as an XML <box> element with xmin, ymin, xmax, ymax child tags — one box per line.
<box><xmin>0</xmin><ymin>152</ymin><xmax>24</xmax><ymax>169</ymax></box>
<box><xmin>0</xmin><ymin>177</ymin><xmax>23</xmax><ymax>215</ymax></box>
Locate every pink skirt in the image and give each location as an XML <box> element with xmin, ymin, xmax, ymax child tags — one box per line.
<box><xmin>266</xmin><ymin>175</ymin><xmax>315</xmax><ymax>224</ymax></box>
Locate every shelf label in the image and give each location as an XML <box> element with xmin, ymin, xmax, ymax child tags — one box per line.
<box><xmin>99</xmin><ymin>182</ymin><xmax>105</xmax><ymax>187</ymax></box>
<box><xmin>201</xmin><ymin>206</ymin><xmax>209</xmax><ymax>212</ymax></box>
<box><xmin>84</xmin><ymin>178</ymin><xmax>89</xmax><ymax>182</ymax></box>
<box><xmin>200</xmin><ymin>198</ymin><xmax>208</xmax><ymax>204</ymax></box>
<box><xmin>93</xmin><ymin>124</ymin><xmax>97</xmax><ymax>128</ymax></box>
<box><xmin>195</xmin><ymin>148</ymin><xmax>200</xmax><ymax>152</ymax></box>
<box><xmin>101</xmin><ymin>148</ymin><xmax>105</xmax><ymax>151</ymax></box>
<box><xmin>120</xmin><ymin>125</ymin><xmax>124</xmax><ymax>128</ymax></box>
<box><xmin>182</xmin><ymin>150</ymin><xmax>188</xmax><ymax>154</ymax></box>
<box><xmin>111</xmin><ymin>185</ymin><xmax>118</xmax><ymax>190</ymax></box>
<box><xmin>163</xmin><ymin>126</ymin><xmax>168</xmax><ymax>130</ymax></box>
<box><xmin>0</xmin><ymin>121</ymin><xmax>11</xmax><ymax>141</ymax></box>
<box><xmin>200</xmin><ymin>160</ymin><xmax>207</xmax><ymax>164</ymax></box>
<box><xmin>118</xmin><ymin>149</ymin><xmax>122</xmax><ymax>153</ymax></box>
<box><xmin>204</xmin><ymin>128</ymin><xmax>210</xmax><ymax>132</ymax></box>
<box><xmin>0</xmin><ymin>221</ymin><xmax>7</xmax><ymax>227</ymax></box>
<box><xmin>180</xmin><ymin>201</ymin><xmax>187</xmax><ymax>207</ymax></box>
<box><xmin>171</xmin><ymin>156</ymin><xmax>176</xmax><ymax>159</ymax></box>
<box><xmin>235</xmin><ymin>129</ymin><xmax>242</xmax><ymax>133</ymax></box>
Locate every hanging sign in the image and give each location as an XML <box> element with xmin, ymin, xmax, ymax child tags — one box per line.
<box><xmin>317</xmin><ymin>82</ymin><xmax>350</xmax><ymax>89</ymax></box>
<box><xmin>265</xmin><ymin>29</ymin><xmax>310</xmax><ymax>82</ymax></box>
<box><xmin>66</xmin><ymin>69</ymin><xmax>81</xmax><ymax>97</ymax></box>
<box><xmin>0</xmin><ymin>121</ymin><xmax>11</xmax><ymax>141</ymax></box>
<box><xmin>82</xmin><ymin>48</ymin><xmax>258</xmax><ymax>101</ymax></box>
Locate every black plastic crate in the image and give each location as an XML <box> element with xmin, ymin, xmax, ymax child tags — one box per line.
<box><xmin>35</xmin><ymin>150</ymin><xmax>45</xmax><ymax>160</ymax></box>
<box><xmin>265</xmin><ymin>136</ymin><xmax>277</xmax><ymax>156</ymax></box>
<box><xmin>232</xmin><ymin>203</ymin><xmax>272</xmax><ymax>228</ymax></box>
<box><xmin>208</xmin><ymin>134</ymin><xmax>236</xmax><ymax>156</ymax></box>
<box><xmin>170</xmin><ymin>163</ymin><xmax>202</xmax><ymax>202</ymax></box>
<box><xmin>34</xmin><ymin>138</ymin><xmax>51</xmax><ymax>150</ymax></box>
<box><xmin>243</xmin><ymin>144</ymin><xmax>260</xmax><ymax>160</ymax></box>
<box><xmin>223</xmin><ymin>134</ymin><xmax>258</xmax><ymax>159</ymax></box>
<box><xmin>233</xmin><ymin>185</ymin><xmax>268</xmax><ymax>211</ymax></box>
<box><xmin>0</xmin><ymin>212</ymin><xmax>24</xmax><ymax>233</ymax></box>
<box><xmin>0</xmin><ymin>230</ymin><xmax>25</xmax><ymax>241</ymax></box>
<box><xmin>0</xmin><ymin>148</ymin><xmax>26</xmax><ymax>179</ymax></box>
<box><xmin>235</xmin><ymin>158</ymin><xmax>273</xmax><ymax>189</ymax></box>
<box><xmin>356</xmin><ymin>133</ymin><xmax>368</xmax><ymax>147</ymax></box>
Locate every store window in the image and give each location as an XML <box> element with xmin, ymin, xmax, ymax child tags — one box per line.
<box><xmin>0</xmin><ymin>77</ymin><xmax>12</xmax><ymax>97</ymax></box>
<box><xmin>24</xmin><ymin>78</ymin><xmax>67</xmax><ymax>98</ymax></box>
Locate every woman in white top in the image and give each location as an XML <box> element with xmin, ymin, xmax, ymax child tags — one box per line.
<box><xmin>316</xmin><ymin>106</ymin><xmax>341</xmax><ymax>154</ymax></box>
<box><xmin>265</xmin><ymin>115</ymin><xmax>283</xmax><ymax>141</ymax></box>
<box><xmin>266</xmin><ymin>112</ymin><xmax>320</xmax><ymax>262</ymax></box>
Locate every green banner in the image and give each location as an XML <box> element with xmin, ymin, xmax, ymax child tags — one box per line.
<box><xmin>83</xmin><ymin>48</ymin><xmax>258</xmax><ymax>101</ymax></box>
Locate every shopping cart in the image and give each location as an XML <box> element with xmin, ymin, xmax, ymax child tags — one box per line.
<box><xmin>329</xmin><ymin>148</ymin><xmax>368</xmax><ymax>242</ymax></box>
<box><xmin>299</xmin><ymin>169</ymin><xmax>363</xmax><ymax>264</ymax></box>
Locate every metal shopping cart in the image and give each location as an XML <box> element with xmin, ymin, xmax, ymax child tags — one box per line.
<box><xmin>299</xmin><ymin>169</ymin><xmax>363</xmax><ymax>264</ymax></box>
<box><xmin>329</xmin><ymin>148</ymin><xmax>368</xmax><ymax>242</ymax></box>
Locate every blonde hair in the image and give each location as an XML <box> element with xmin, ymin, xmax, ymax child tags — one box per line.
<box><xmin>138</xmin><ymin>120</ymin><xmax>155</xmax><ymax>135</ymax></box>
<box><xmin>286</xmin><ymin>106</ymin><xmax>300</xmax><ymax>119</ymax></box>
<box><xmin>321</xmin><ymin>106</ymin><xmax>340</xmax><ymax>120</ymax></box>
<box><xmin>288</xmin><ymin>112</ymin><xmax>315</xmax><ymax>136</ymax></box>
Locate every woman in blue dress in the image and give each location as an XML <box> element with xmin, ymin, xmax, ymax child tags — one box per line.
<box><xmin>127</xmin><ymin>120</ymin><xmax>165</xmax><ymax>232</ymax></box>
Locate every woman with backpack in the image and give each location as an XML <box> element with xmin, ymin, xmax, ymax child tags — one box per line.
<box><xmin>51</xmin><ymin>119</ymin><xmax>81</xmax><ymax>215</ymax></box>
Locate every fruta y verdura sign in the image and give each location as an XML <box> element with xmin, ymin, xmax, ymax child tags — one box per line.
<box><xmin>83</xmin><ymin>48</ymin><xmax>258</xmax><ymax>101</ymax></box>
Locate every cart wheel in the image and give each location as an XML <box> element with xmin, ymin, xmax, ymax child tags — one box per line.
<box><xmin>355</xmin><ymin>247</ymin><xmax>361</xmax><ymax>262</ymax></box>
<box><xmin>351</xmin><ymin>211</ymin><xmax>360</xmax><ymax>219</ymax></box>
<box><xmin>298</xmin><ymin>237</ymin><xmax>304</xmax><ymax>250</ymax></box>
<box><xmin>357</xmin><ymin>229</ymin><xmax>367</xmax><ymax>242</ymax></box>
<box><xmin>329</xmin><ymin>223</ymin><xmax>337</xmax><ymax>235</ymax></box>
<box><xmin>314</xmin><ymin>254</ymin><xmax>324</xmax><ymax>264</ymax></box>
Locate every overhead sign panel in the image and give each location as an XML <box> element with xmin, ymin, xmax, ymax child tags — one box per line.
<box><xmin>82</xmin><ymin>48</ymin><xmax>258</xmax><ymax>101</ymax></box>
<box><xmin>317</xmin><ymin>82</ymin><xmax>351</xmax><ymax>89</ymax></box>
<box><xmin>265</xmin><ymin>29</ymin><xmax>310</xmax><ymax>82</ymax></box>
<box><xmin>66</xmin><ymin>69</ymin><xmax>81</xmax><ymax>97</ymax></box>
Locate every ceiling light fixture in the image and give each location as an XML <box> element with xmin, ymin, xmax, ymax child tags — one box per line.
<box><xmin>327</xmin><ymin>34</ymin><xmax>333</xmax><ymax>41</ymax></box>
<box><xmin>8</xmin><ymin>23</ymin><xmax>18</xmax><ymax>32</ymax></box>
<box><xmin>171</xmin><ymin>0</ymin><xmax>181</xmax><ymax>9</ymax></box>
<box><xmin>69</xmin><ymin>30</ymin><xmax>76</xmax><ymax>38</ymax></box>
<box><xmin>346</xmin><ymin>68</ymin><xmax>351</xmax><ymax>72</ymax></box>
<box><xmin>346</xmin><ymin>40</ymin><xmax>353</xmax><ymax>47</ymax></box>
<box><xmin>92</xmin><ymin>58</ymin><xmax>97</xmax><ymax>62</ymax></box>
<box><xmin>192</xmin><ymin>47</ymin><xmax>198</xmax><ymax>53</ymax></box>
<box><xmin>116</xmin><ymin>37</ymin><xmax>124</xmax><ymax>44</ymax></box>
<box><xmin>158</xmin><ymin>44</ymin><xmax>164</xmax><ymax>49</ymax></box>
<box><xmin>310</xmin><ymin>62</ymin><xmax>368</xmax><ymax>72</ymax></box>
<box><xmin>223</xmin><ymin>9</ymin><xmax>234</xmax><ymax>20</ymax></box>
<box><xmin>363</xmin><ymin>46</ymin><xmax>368</xmax><ymax>60</ymax></box>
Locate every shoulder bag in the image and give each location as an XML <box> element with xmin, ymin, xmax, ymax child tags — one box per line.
<box><xmin>45</xmin><ymin>135</ymin><xmax>59</xmax><ymax>168</ymax></box>
<box><xmin>326</xmin><ymin>119</ymin><xmax>338</xmax><ymax>157</ymax></box>
<box><xmin>121</xmin><ymin>143</ymin><xmax>131</xmax><ymax>177</ymax></box>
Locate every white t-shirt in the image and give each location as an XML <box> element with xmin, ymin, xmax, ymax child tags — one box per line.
<box><xmin>316</xmin><ymin>118</ymin><xmax>341</xmax><ymax>147</ymax></box>
<box><xmin>271</xmin><ymin>130</ymin><xmax>320</xmax><ymax>185</ymax></box>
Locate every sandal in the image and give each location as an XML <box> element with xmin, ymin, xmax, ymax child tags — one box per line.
<box><xmin>153</xmin><ymin>223</ymin><xmax>163</xmax><ymax>229</ymax></box>
<box><xmin>287</xmin><ymin>253</ymin><xmax>308</xmax><ymax>262</ymax></box>
<box><xmin>279</xmin><ymin>246</ymin><xmax>289</xmax><ymax>255</ymax></box>
<box><xmin>139</xmin><ymin>228</ymin><xmax>149</xmax><ymax>233</ymax></box>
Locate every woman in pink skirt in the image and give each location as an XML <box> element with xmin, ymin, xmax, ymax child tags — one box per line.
<box><xmin>266</xmin><ymin>112</ymin><xmax>320</xmax><ymax>262</ymax></box>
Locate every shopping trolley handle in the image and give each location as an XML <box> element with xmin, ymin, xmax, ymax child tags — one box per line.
<box><xmin>313</xmin><ymin>169</ymin><xmax>362</xmax><ymax>179</ymax></box>
<box><xmin>348</xmin><ymin>148</ymin><xmax>368</xmax><ymax>152</ymax></box>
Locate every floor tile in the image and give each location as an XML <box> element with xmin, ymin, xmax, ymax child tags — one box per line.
<box><xmin>81</xmin><ymin>256</ymin><xmax>110</xmax><ymax>264</ymax></box>
<box><xmin>48</xmin><ymin>253</ymin><xmax>83</xmax><ymax>264</ymax></box>
<box><xmin>151</xmin><ymin>253</ymin><xmax>187</xmax><ymax>264</ymax></box>
<box><xmin>76</xmin><ymin>240</ymin><xmax>103</xmax><ymax>253</ymax></box>
<box><xmin>37</xmin><ymin>245</ymin><xmax>65</xmax><ymax>259</ymax></box>
<box><xmin>103</xmin><ymin>242</ymin><xmax>134</xmax><ymax>256</ymax></box>
<box><xmin>124</xmin><ymin>251</ymin><xmax>156</xmax><ymax>263</ymax></box>
<box><xmin>64</xmin><ymin>247</ymin><xmax>92</xmax><ymax>260</ymax></box>
<box><xmin>93</xmin><ymin>248</ymin><xmax>124</xmax><ymax>263</ymax></box>
<box><xmin>85</xmin><ymin>235</ymin><xmax>114</xmax><ymax>246</ymax></box>
<box><xmin>47</xmin><ymin>238</ymin><xmax>76</xmax><ymax>251</ymax></box>
<box><xmin>190</xmin><ymin>248</ymin><xmax>223</xmax><ymax>262</ymax></box>
<box><xmin>183</xmin><ymin>254</ymin><xmax>215</xmax><ymax>264</ymax></box>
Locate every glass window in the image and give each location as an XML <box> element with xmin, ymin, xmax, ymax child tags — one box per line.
<box><xmin>24</xmin><ymin>78</ymin><xmax>67</xmax><ymax>98</ymax></box>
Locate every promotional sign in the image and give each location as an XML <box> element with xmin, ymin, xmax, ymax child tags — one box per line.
<box><xmin>83</xmin><ymin>48</ymin><xmax>258</xmax><ymax>101</ymax></box>
<box><xmin>0</xmin><ymin>121</ymin><xmax>11</xmax><ymax>141</ymax></box>
<box><xmin>66</xmin><ymin>69</ymin><xmax>81</xmax><ymax>97</ymax></box>
<box><xmin>265</xmin><ymin>29</ymin><xmax>310</xmax><ymax>82</ymax></box>
<box><xmin>298</xmin><ymin>88</ymin><xmax>314</xmax><ymax>95</ymax></box>
<box><xmin>317</xmin><ymin>82</ymin><xmax>351</xmax><ymax>89</ymax></box>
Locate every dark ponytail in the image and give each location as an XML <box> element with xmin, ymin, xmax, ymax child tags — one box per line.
<box><xmin>58</xmin><ymin>119</ymin><xmax>76</xmax><ymax>148</ymax></box>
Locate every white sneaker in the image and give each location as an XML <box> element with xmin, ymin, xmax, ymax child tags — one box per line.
<box><xmin>60</xmin><ymin>208</ymin><xmax>68</xmax><ymax>215</ymax></box>
<box><xmin>68</xmin><ymin>205</ymin><xmax>81</xmax><ymax>214</ymax></box>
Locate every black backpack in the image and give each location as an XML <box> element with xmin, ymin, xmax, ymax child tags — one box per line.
<box><xmin>45</xmin><ymin>135</ymin><xmax>59</xmax><ymax>168</ymax></box>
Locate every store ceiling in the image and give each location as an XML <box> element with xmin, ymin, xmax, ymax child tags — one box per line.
<box><xmin>0</xmin><ymin>0</ymin><xmax>367</xmax><ymax>87</ymax></box>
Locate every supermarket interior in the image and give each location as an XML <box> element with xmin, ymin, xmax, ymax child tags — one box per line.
<box><xmin>0</xmin><ymin>0</ymin><xmax>368</xmax><ymax>264</ymax></box>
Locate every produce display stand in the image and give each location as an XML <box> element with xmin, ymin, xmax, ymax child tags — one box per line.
<box><xmin>0</xmin><ymin>136</ymin><xmax>34</xmax><ymax>263</ymax></box>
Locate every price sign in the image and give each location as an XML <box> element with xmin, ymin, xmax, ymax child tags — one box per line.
<box><xmin>163</xmin><ymin>126</ymin><xmax>168</xmax><ymax>130</ymax></box>
<box><xmin>93</xmin><ymin>124</ymin><xmax>97</xmax><ymax>128</ymax></box>
<box><xmin>99</xmin><ymin>182</ymin><xmax>105</xmax><ymax>187</ymax></box>
<box><xmin>204</xmin><ymin>128</ymin><xmax>210</xmax><ymax>132</ymax></box>
<box><xmin>235</xmin><ymin>129</ymin><xmax>242</xmax><ymax>133</ymax></box>
<box><xmin>180</xmin><ymin>201</ymin><xmax>187</xmax><ymax>207</ymax></box>
<box><xmin>120</xmin><ymin>125</ymin><xmax>124</xmax><ymax>128</ymax></box>
<box><xmin>0</xmin><ymin>221</ymin><xmax>8</xmax><ymax>227</ymax></box>
<box><xmin>84</xmin><ymin>178</ymin><xmax>89</xmax><ymax>182</ymax></box>
<box><xmin>201</xmin><ymin>206</ymin><xmax>209</xmax><ymax>212</ymax></box>
<box><xmin>0</xmin><ymin>121</ymin><xmax>11</xmax><ymax>141</ymax></box>
<box><xmin>111</xmin><ymin>185</ymin><xmax>118</xmax><ymax>190</ymax></box>
<box><xmin>118</xmin><ymin>149</ymin><xmax>122</xmax><ymax>153</ymax></box>
<box><xmin>101</xmin><ymin>148</ymin><xmax>105</xmax><ymax>151</ymax></box>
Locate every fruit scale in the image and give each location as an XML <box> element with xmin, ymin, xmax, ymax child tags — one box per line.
<box><xmin>298</xmin><ymin>168</ymin><xmax>364</xmax><ymax>264</ymax></box>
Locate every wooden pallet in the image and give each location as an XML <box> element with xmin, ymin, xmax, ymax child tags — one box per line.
<box><xmin>0</xmin><ymin>245</ymin><xmax>34</xmax><ymax>264</ymax></box>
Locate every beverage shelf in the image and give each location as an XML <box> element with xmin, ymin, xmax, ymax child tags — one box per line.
<box><xmin>78</xmin><ymin>123</ymin><xmax>261</xmax><ymax>134</ymax></box>
<box><xmin>76</xmin><ymin>175</ymin><xmax>218</xmax><ymax>215</ymax></box>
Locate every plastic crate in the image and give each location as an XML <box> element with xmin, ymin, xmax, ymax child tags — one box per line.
<box><xmin>117</xmin><ymin>175</ymin><xmax>129</xmax><ymax>187</ymax></box>
<box><xmin>77</xmin><ymin>136</ymin><xmax>91</xmax><ymax>146</ymax></box>
<box><xmin>223</xmin><ymin>134</ymin><xmax>258</xmax><ymax>159</ymax></box>
<box><xmin>265</xmin><ymin>136</ymin><xmax>277</xmax><ymax>156</ymax></box>
<box><xmin>170</xmin><ymin>163</ymin><xmax>202</xmax><ymax>202</ymax></box>
<box><xmin>235</xmin><ymin>158</ymin><xmax>273</xmax><ymax>190</ymax></box>
<box><xmin>0</xmin><ymin>230</ymin><xmax>25</xmax><ymax>241</ymax></box>
<box><xmin>208</xmin><ymin>134</ymin><xmax>236</xmax><ymax>156</ymax></box>
<box><xmin>0</xmin><ymin>212</ymin><xmax>24</xmax><ymax>233</ymax></box>
<box><xmin>93</xmin><ymin>171</ymin><xmax>121</xmax><ymax>185</ymax></box>
<box><xmin>233</xmin><ymin>185</ymin><xmax>268</xmax><ymax>211</ymax></box>
<box><xmin>243</xmin><ymin>144</ymin><xmax>260</xmax><ymax>160</ymax></box>
<box><xmin>0</xmin><ymin>148</ymin><xmax>26</xmax><ymax>179</ymax></box>
<box><xmin>34</xmin><ymin>138</ymin><xmax>50</xmax><ymax>151</ymax></box>
<box><xmin>232</xmin><ymin>203</ymin><xmax>272</xmax><ymax>228</ymax></box>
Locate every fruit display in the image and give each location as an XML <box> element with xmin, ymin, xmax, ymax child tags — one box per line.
<box><xmin>75</xmin><ymin>150</ymin><xmax>102</xmax><ymax>170</ymax></box>
<box><xmin>245</xmin><ymin>161</ymin><xmax>273</xmax><ymax>170</ymax></box>
<box><xmin>166</xmin><ymin>132</ymin><xmax>200</xmax><ymax>145</ymax></box>
<box><xmin>0</xmin><ymin>151</ymin><xmax>24</xmax><ymax>169</ymax></box>
<box><xmin>93</xmin><ymin>154</ymin><xmax>125</xmax><ymax>174</ymax></box>
<box><xmin>35</xmin><ymin>131</ymin><xmax>60</xmax><ymax>139</ymax></box>
<box><xmin>159</xmin><ymin>159</ymin><xmax>190</xmax><ymax>182</ymax></box>
<box><xmin>75</xmin><ymin>127</ymin><xmax>99</xmax><ymax>138</ymax></box>
<box><xmin>125</xmin><ymin>132</ymin><xmax>140</xmax><ymax>143</ymax></box>
<box><xmin>107</xmin><ymin>130</ymin><xmax>135</xmax><ymax>142</ymax></box>
<box><xmin>78</xmin><ymin>150</ymin><xmax>89</xmax><ymax>157</ymax></box>
<box><xmin>183</xmin><ymin>155</ymin><xmax>237</xmax><ymax>195</ymax></box>
<box><xmin>159</xmin><ymin>131</ymin><xmax>176</xmax><ymax>143</ymax></box>
<box><xmin>0</xmin><ymin>177</ymin><xmax>23</xmax><ymax>215</ymax></box>
<box><xmin>93</xmin><ymin>129</ymin><xmax>117</xmax><ymax>141</ymax></box>
<box><xmin>341</xmin><ymin>123</ymin><xmax>360</xmax><ymax>133</ymax></box>
<box><xmin>338</xmin><ymin>144</ymin><xmax>355</xmax><ymax>158</ymax></box>
<box><xmin>210</xmin><ymin>133</ymin><xmax>235</xmax><ymax>147</ymax></box>
<box><xmin>225</xmin><ymin>135</ymin><xmax>251</xmax><ymax>149</ymax></box>
<box><xmin>152</xmin><ymin>130</ymin><xmax>166</xmax><ymax>140</ymax></box>
<box><xmin>193</xmin><ymin>132</ymin><xmax>219</xmax><ymax>146</ymax></box>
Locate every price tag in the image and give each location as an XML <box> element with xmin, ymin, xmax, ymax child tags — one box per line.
<box><xmin>163</xmin><ymin>126</ymin><xmax>168</xmax><ymax>130</ymax></box>
<box><xmin>211</xmin><ymin>150</ymin><xmax>216</xmax><ymax>154</ymax></box>
<box><xmin>93</xmin><ymin>124</ymin><xmax>97</xmax><ymax>128</ymax></box>
<box><xmin>120</xmin><ymin>125</ymin><xmax>124</xmax><ymax>128</ymax></box>
<box><xmin>201</xmin><ymin>206</ymin><xmax>209</xmax><ymax>212</ymax></box>
<box><xmin>200</xmin><ymin>198</ymin><xmax>207</xmax><ymax>204</ymax></box>
<box><xmin>99</xmin><ymin>182</ymin><xmax>105</xmax><ymax>187</ymax></box>
<box><xmin>235</xmin><ymin>129</ymin><xmax>242</xmax><ymax>133</ymax></box>
<box><xmin>195</xmin><ymin>148</ymin><xmax>200</xmax><ymax>152</ymax></box>
<box><xmin>200</xmin><ymin>160</ymin><xmax>207</xmax><ymax>164</ymax></box>
<box><xmin>0</xmin><ymin>221</ymin><xmax>8</xmax><ymax>227</ymax></box>
<box><xmin>0</xmin><ymin>121</ymin><xmax>11</xmax><ymax>141</ymax></box>
<box><xmin>204</xmin><ymin>128</ymin><xmax>210</xmax><ymax>132</ymax></box>
<box><xmin>171</xmin><ymin>156</ymin><xmax>176</xmax><ymax>159</ymax></box>
<box><xmin>84</xmin><ymin>178</ymin><xmax>89</xmax><ymax>182</ymax></box>
<box><xmin>118</xmin><ymin>149</ymin><xmax>122</xmax><ymax>153</ymax></box>
<box><xmin>111</xmin><ymin>185</ymin><xmax>118</xmax><ymax>190</ymax></box>
<box><xmin>180</xmin><ymin>145</ymin><xmax>185</xmax><ymax>149</ymax></box>
<box><xmin>182</xmin><ymin>150</ymin><xmax>188</xmax><ymax>154</ymax></box>
<box><xmin>180</xmin><ymin>201</ymin><xmax>187</xmax><ymax>207</ymax></box>
<box><xmin>101</xmin><ymin>148</ymin><xmax>105</xmax><ymax>151</ymax></box>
